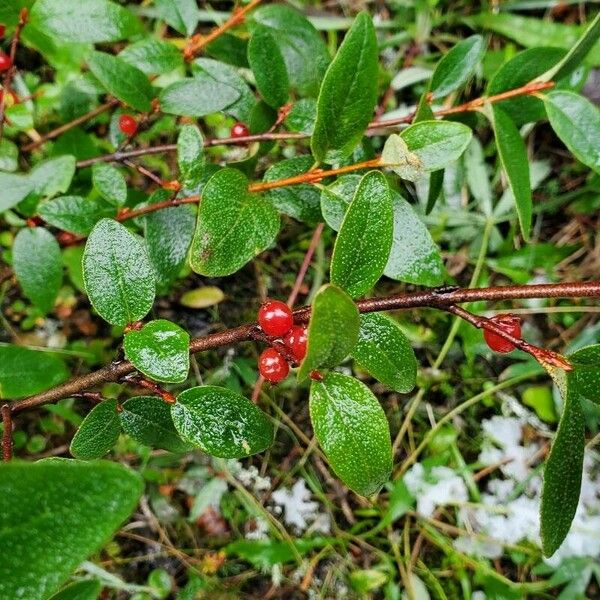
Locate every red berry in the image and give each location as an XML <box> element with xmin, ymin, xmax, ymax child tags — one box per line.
<box><xmin>309</xmin><ymin>370</ymin><xmax>323</xmax><ymax>381</ymax></box>
<box><xmin>119</xmin><ymin>114</ymin><xmax>138</xmax><ymax>136</ymax></box>
<box><xmin>257</xmin><ymin>300</ymin><xmax>293</xmax><ymax>337</ymax></box>
<box><xmin>230</xmin><ymin>122</ymin><xmax>250</xmax><ymax>139</ymax></box>
<box><xmin>0</xmin><ymin>53</ymin><xmax>11</xmax><ymax>71</ymax></box>
<box><xmin>283</xmin><ymin>325</ymin><xmax>308</xmax><ymax>362</ymax></box>
<box><xmin>258</xmin><ymin>348</ymin><xmax>289</xmax><ymax>383</ymax></box>
<box><xmin>0</xmin><ymin>24</ymin><xmax>6</xmax><ymax>38</ymax></box>
<box><xmin>483</xmin><ymin>314</ymin><xmax>522</xmax><ymax>353</ymax></box>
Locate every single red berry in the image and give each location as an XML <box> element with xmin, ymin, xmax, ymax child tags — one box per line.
<box><xmin>258</xmin><ymin>348</ymin><xmax>289</xmax><ymax>383</ymax></box>
<box><xmin>119</xmin><ymin>114</ymin><xmax>138</xmax><ymax>136</ymax></box>
<box><xmin>230</xmin><ymin>122</ymin><xmax>250</xmax><ymax>139</ymax></box>
<box><xmin>483</xmin><ymin>314</ymin><xmax>522</xmax><ymax>353</ymax></box>
<box><xmin>283</xmin><ymin>325</ymin><xmax>308</xmax><ymax>362</ymax></box>
<box><xmin>309</xmin><ymin>370</ymin><xmax>323</xmax><ymax>381</ymax></box>
<box><xmin>0</xmin><ymin>53</ymin><xmax>11</xmax><ymax>71</ymax></box>
<box><xmin>257</xmin><ymin>299</ymin><xmax>293</xmax><ymax>337</ymax></box>
<box><xmin>0</xmin><ymin>24</ymin><xmax>6</xmax><ymax>38</ymax></box>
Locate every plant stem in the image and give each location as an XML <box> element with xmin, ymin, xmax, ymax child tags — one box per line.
<box><xmin>8</xmin><ymin>281</ymin><xmax>600</xmax><ymax>414</ymax></box>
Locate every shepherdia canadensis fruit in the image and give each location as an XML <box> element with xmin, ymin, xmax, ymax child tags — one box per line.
<box><xmin>283</xmin><ymin>325</ymin><xmax>308</xmax><ymax>361</ymax></box>
<box><xmin>257</xmin><ymin>300</ymin><xmax>294</xmax><ymax>337</ymax></box>
<box><xmin>119</xmin><ymin>114</ymin><xmax>138</xmax><ymax>136</ymax></box>
<box><xmin>258</xmin><ymin>347</ymin><xmax>290</xmax><ymax>383</ymax></box>
<box><xmin>484</xmin><ymin>314</ymin><xmax>522</xmax><ymax>353</ymax></box>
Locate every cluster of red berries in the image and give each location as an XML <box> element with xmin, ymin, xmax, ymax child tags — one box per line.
<box><xmin>483</xmin><ymin>313</ymin><xmax>522</xmax><ymax>353</ymax></box>
<box><xmin>119</xmin><ymin>114</ymin><xmax>138</xmax><ymax>136</ymax></box>
<box><xmin>257</xmin><ymin>300</ymin><xmax>307</xmax><ymax>383</ymax></box>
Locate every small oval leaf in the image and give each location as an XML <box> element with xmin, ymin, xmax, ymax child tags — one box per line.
<box><xmin>70</xmin><ymin>399</ymin><xmax>121</xmax><ymax>460</ymax></box>
<box><xmin>248</xmin><ymin>30</ymin><xmax>289</xmax><ymax>108</ymax></box>
<box><xmin>92</xmin><ymin>163</ymin><xmax>127</xmax><ymax>206</ymax></box>
<box><xmin>171</xmin><ymin>386</ymin><xmax>274</xmax><ymax>458</ymax></box>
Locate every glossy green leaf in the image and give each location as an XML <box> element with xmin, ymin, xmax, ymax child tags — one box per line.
<box><xmin>171</xmin><ymin>386</ymin><xmax>274</xmax><ymax>458</ymax></box>
<box><xmin>0</xmin><ymin>172</ymin><xmax>30</xmax><ymax>211</ymax></box>
<box><xmin>491</xmin><ymin>105</ymin><xmax>532</xmax><ymax>239</ymax></box>
<box><xmin>384</xmin><ymin>192</ymin><xmax>446</xmax><ymax>286</ymax></box>
<box><xmin>0</xmin><ymin>459</ymin><xmax>142</xmax><ymax>600</ymax></box>
<box><xmin>119</xmin><ymin>38</ymin><xmax>183</xmax><ymax>75</ymax></box>
<box><xmin>189</xmin><ymin>169</ymin><xmax>279</xmax><ymax>277</ymax></box>
<box><xmin>540</xmin><ymin>382</ymin><xmax>585</xmax><ymax>557</ymax></box>
<box><xmin>263</xmin><ymin>156</ymin><xmax>322</xmax><ymax>224</ymax></box>
<box><xmin>159</xmin><ymin>77</ymin><xmax>240</xmax><ymax>117</ymax></box>
<box><xmin>29</xmin><ymin>0</ymin><xmax>140</xmax><ymax>43</ymax></box>
<box><xmin>331</xmin><ymin>171</ymin><xmax>393</xmax><ymax>298</ymax></box>
<box><xmin>569</xmin><ymin>344</ymin><xmax>600</xmax><ymax>405</ymax></box>
<box><xmin>352</xmin><ymin>313</ymin><xmax>417</xmax><ymax>393</ymax></box>
<box><xmin>155</xmin><ymin>0</ymin><xmax>198</xmax><ymax>36</ymax></box>
<box><xmin>285</xmin><ymin>98</ymin><xmax>317</xmax><ymax>134</ymax></box>
<box><xmin>310</xmin><ymin>372</ymin><xmax>392</xmax><ymax>496</ymax></box>
<box><xmin>124</xmin><ymin>319</ymin><xmax>190</xmax><ymax>383</ymax></box>
<box><xmin>0</xmin><ymin>345</ymin><xmax>68</xmax><ymax>399</ymax></box>
<box><xmin>119</xmin><ymin>396</ymin><xmax>192</xmax><ymax>453</ymax></box>
<box><xmin>177</xmin><ymin>124</ymin><xmax>204</xmax><ymax>190</ymax></box>
<box><xmin>544</xmin><ymin>91</ymin><xmax>600</xmax><ymax>174</ymax></box>
<box><xmin>88</xmin><ymin>51</ymin><xmax>154</xmax><ymax>112</ymax></box>
<box><xmin>320</xmin><ymin>174</ymin><xmax>362</xmax><ymax>231</ymax></box>
<box><xmin>251</xmin><ymin>4</ymin><xmax>330</xmax><ymax>97</ymax></box>
<box><xmin>83</xmin><ymin>219</ymin><xmax>155</xmax><ymax>326</ymax></box>
<box><xmin>298</xmin><ymin>284</ymin><xmax>360</xmax><ymax>381</ymax></box>
<box><xmin>70</xmin><ymin>399</ymin><xmax>121</xmax><ymax>459</ymax></box>
<box><xmin>426</xmin><ymin>169</ymin><xmax>444</xmax><ymax>215</ymax></box>
<box><xmin>144</xmin><ymin>190</ymin><xmax>196</xmax><ymax>293</ymax></box>
<box><xmin>39</xmin><ymin>196</ymin><xmax>116</xmax><ymax>235</ymax></box>
<box><xmin>48</xmin><ymin>580</ymin><xmax>101</xmax><ymax>600</ymax></box>
<box><xmin>248</xmin><ymin>31</ymin><xmax>289</xmax><ymax>109</ymax></box>
<box><xmin>399</xmin><ymin>121</ymin><xmax>472</xmax><ymax>174</ymax></box>
<box><xmin>30</xmin><ymin>155</ymin><xmax>77</xmax><ymax>199</ymax></box>
<box><xmin>468</xmin><ymin>13</ymin><xmax>600</xmax><ymax>66</ymax></box>
<box><xmin>311</xmin><ymin>12</ymin><xmax>378</xmax><ymax>163</ymax></box>
<box><xmin>180</xmin><ymin>286</ymin><xmax>224</xmax><ymax>309</ymax></box>
<box><xmin>487</xmin><ymin>47</ymin><xmax>566</xmax><ymax>126</ymax></box>
<box><xmin>540</xmin><ymin>13</ymin><xmax>600</xmax><ymax>82</ymax></box>
<box><xmin>13</xmin><ymin>227</ymin><xmax>62</xmax><ymax>314</ymax></box>
<box><xmin>430</xmin><ymin>35</ymin><xmax>485</xmax><ymax>99</ymax></box>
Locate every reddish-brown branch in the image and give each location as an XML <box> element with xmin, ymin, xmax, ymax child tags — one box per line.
<box><xmin>0</xmin><ymin>8</ymin><xmax>28</xmax><ymax>142</ymax></box>
<box><xmin>287</xmin><ymin>223</ymin><xmax>325</xmax><ymax>308</ymax></box>
<box><xmin>2</xmin><ymin>404</ymin><xmax>13</xmax><ymax>461</ymax></box>
<box><xmin>8</xmin><ymin>281</ymin><xmax>600</xmax><ymax>414</ymax></box>
<box><xmin>183</xmin><ymin>0</ymin><xmax>263</xmax><ymax>61</ymax></box>
<box><xmin>73</xmin><ymin>81</ymin><xmax>555</xmax><ymax>169</ymax></box>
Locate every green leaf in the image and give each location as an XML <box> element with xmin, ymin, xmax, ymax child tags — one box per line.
<box><xmin>263</xmin><ymin>156</ymin><xmax>322</xmax><ymax>224</ymax></box>
<box><xmin>119</xmin><ymin>38</ymin><xmax>183</xmax><ymax>76</ymax></box>
<box><xmin>180</xmin><ymin>286</ymin><xmax>224</xmax><ymax>309</ymax></box>
<box><xmin>352</xmin><ymin>313</ymin><xmax>417</xmax><ymax>393</ymax></box>
<box><xmin>487</xmin><ymin>47</ymin><xmax>566</xmax><ymax>126</ymax></box>
<box><xmin>543</xmin><ymin>91</ymin><xmax>600</xmax><ymax>174</ymax></box>
<box><xmin>491</xmin><ymin>105</ymin><xmax>532</xmax><ymax>240</ymax></box>
<box><xmin>30</xmin><ymin>155</ymin><xmax>77</xmax><ymax>199</ymax></box>
<box><xmin>0</xmin><ymin>344</ymin><xmax>68</xmax><ymax>399</ymax></box>
<box><xmin>298</xmin><ymin>284</ymin><xmax>360</xmax><ymax>381</ymax></box>
<box><xmin>171</xmin><ymin>386</ymin><xmax>274</xmax><ymax>458</ymax></box>
<box><xmin>119</xmin><ymin>396</ymin><xmax>192</xmax><ymax>453</ymax></box>
<box><xmin>311</xmin><ymin>12</ymin><xmax>378</xmax><ymax>163</ymax></box>
<box><xmin>177</xmin><ymin>124</ymin><xmax>204</xmax><ymax>190</ymax></box>
<box><xmin>399</xmin><ymin>121</ymin><xmax>473</xmax><ymax>173</ymax></box>
<box><xmin>320</xmin><ymin>174</ymin><xmax>362</xmax><ymax>231</ymax></box>
<box><xmin>540</xmin><ymin>381</ymin><xmax>585</xmax><ymax>557</ymax></box>
<box><xmin>0</xmin><ymin>172</ymin><xmax>29</xmax><ymax>211</ymax></box>
<box><xmin>48</xmin><ymin>580</ymin><xmax>101</xmax><ymax>600</ymax></box>
<box><xmin>425</xmin><ymin>169</ymin><xmax>444</xmax><ymax>215</ymax></box>
<box><xmin>124</xmin><ymin>319</ymin><xmax>190</xmax><ymax>384</ymax></box>
<box><xmin>384</xmin><ymin>192</ymin><xmax>446</xmax><ymax>286</ymax></box>
<box><xmin>539</xmin><ymin>13</ymin><xmax>600</xmax><ymax>82</ymax></box>
<box><xmin>189</xmin><ymin>168</ymin><xmax>280</xmax><ymax>277</ymax></box>
<box><xmin>331</xmin><ymin>171</ymin><xmax>393</xmax><ymax>298</ymax></box>
<box><xmin>88</xmin><ymin>51</ymin><xmax>154</xmax><ymax>112</ymax></box>
<box><xmin>159</xmin><ymin>77</ymin><xmax>240</xmax><ymax>117</ymax></box>
<box><xmin>83</xmin><ymin>219</ymin><xmax>155</xmax><ymax>327</ymax></box>
<box><xmin>381</xmin><ymin>134</ymin><xmax>425</xmax><ymax>182</ymax></box>
<box><xmin>29</xmin><ymin>0</ymin><xmax>139</xmax><ymax>43</ymax></box>
<box><xmin>310</xmin><ymin>372</ymin><xmax>392</xmax><ymax>496</ymax></box>
<box><xmin>285</xmin><ymin>98</ymin><xmax>317</xmax><ymax>134</ymax></box>
<box><xmin>39</xmin><ymin>196</ymin><xmax>116</xmax><ymax>235</ymax></box>
<box><xmin>144</xmin><ymin>190</ymin><xmax>196</xmax><ymax>293</ymax></box>
<box><xmin>70</xmin><ymin>400</ymin><xmax>121</xmax><ymax>459</ymax></box>
<box><xmin>0</xmin><ymin>138</ymin><xmax>19</xmax><ymax>172</ymax></box>
<box><xmin>430</xmin><ymin>35</ymin><xmax>485</xmax><ymax>99</ymax></box>
<box><xmin>248</xmin><ymin>30</ymin><xmax>289</xmax><ymax>108</ymax></box>
<box><xmin>250</xmin><ymin>4</ymin><xmax>330</xmax><ymax>97</ymax></box>
<box><xmin>155</xmin><ymin>0</ymin><xmax>198</xmax><ymax>36</ymax></box>
<box><xmin>468</xmin><ymin>13</ymin><xmax>600</xmax><ymax>66</ymax></box>
<box><xmin>13</xmin><ymin>227</ymin><xmax>62</xmax><ymax>314</ymax></box>
<box><xmin>0</xmin><ymin>459</ymin><xmax>142</xmax><ymax>600</ymax></box>
<box><xmin>569</xmin><ymin>344</ymin><xmax>600</xmax><ymax>405</ymax></box>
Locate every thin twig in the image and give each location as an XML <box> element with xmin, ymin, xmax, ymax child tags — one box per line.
<box><xmin>2</xmin><ymin>404</ymin><xmax>13</xmax><ymax>461</ymax></box>
<box><xmin>8</xmin><ymin>281</ymin><xmax>600</xmax><ymax>414</ymax></box>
